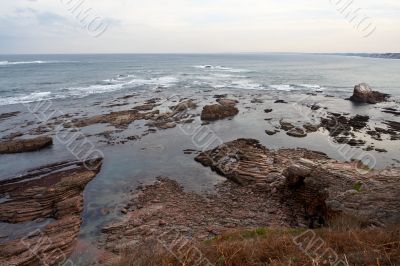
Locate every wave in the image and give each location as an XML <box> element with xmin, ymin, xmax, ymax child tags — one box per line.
<box><xmin>0</xmin><ymin>60</ymin><xmax>73</xmax><ymax>66</ymax></box>
<box><xmin>230</xmin><ymin>80</ymin><xmax>265</xmax><ymax>90</ymax></box>
<box><xmin>193</xmin><ymin>65</ymin><xmax>250</xmax><ymax>73</ymax></box>
<box><xmin>0</xmin><ymin>92</ymin><xmax>53</xmax><ymax>106</ymax></box>
<box><xmin>0</xmin><ymin>75</ymin><xmax>179</xmax><ymax>106</ymax></box>
<box><xmin>269</xmin><ymin>84</ymin><xmax>323</xmax><ymax>91</ymax></box>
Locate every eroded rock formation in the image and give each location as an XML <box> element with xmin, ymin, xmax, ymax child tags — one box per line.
<box><xmin>0</xmin><ymin>136</ymin><xmax>53</xmax><ymax>154</ymax></box>
<box><xmin>195</xmin><ymin>139</ymin><xmax>400</xmax><ymax>227</ymax></box>
<box><xmin>201</xmin><ymin>104</ymin><xmax>239</xmax><ymax>121</ymax></box>
<box><xmin>0</xmin><ymin>159</ymin><xmax>102</xmax><ymax>266</ymax></box>
<box><xmin>349</xmin><ymin>83</ymin><xmax>390</xmax><ymax>104</ymax></box>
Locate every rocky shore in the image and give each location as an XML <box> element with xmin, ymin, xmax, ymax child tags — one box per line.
<box><xmin>0</xmin><ymin>82</ymin><xmax>399</xmax><ymax>265</ymax></box>
<box><xmin>97</xmin><ymin>138</ymin><xmax>399</xmax><ymax>264</ymax></box>
<box><xmin>0</xmin><ymin>159</ymin><xmax>102</xmax><ymax>266</ymax></box>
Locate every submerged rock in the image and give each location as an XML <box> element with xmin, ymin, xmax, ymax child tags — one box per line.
<box><xmin>216</xmin><ymin>98</ymin><xmax>238</xmax><ymax>106</ymax></box>
<box><xmin>0</xmin><ymin>159</ymin><xmax>102</xmax><ymax>266</ymax></box>
<box><xmin>349</xmin><ymin>83</ymin><xmax>390</xmax><ymax>104</ymax></box>
<box><xmin>286</xmin><ymin>128</ymin><xmax>307</xmax><ymax>138</ymax></box>
<box><xmin>201</xmin><ymin>104</ymin><xmax>239</xmax><ymax>121</ymax></box>
<box><xmin>265</xmin><ymin>129</ymin><xmax>279</xmax><ymax>136</ymax></box>
<box><xmin>279</xmin><ymin>120</ymin><xmax>295</xmax><ymax>131</ymax></box>
<box><xmin>0</xmin><ymin>136</ymin><xmax>53</xmax><ymax>154</ymax></box>
<box><xmin>0</xmin><ymin>111</ymin><xmax>20</xmax><ymax>122</ymax></box>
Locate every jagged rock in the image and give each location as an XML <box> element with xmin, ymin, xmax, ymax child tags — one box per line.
<box><xmin>0</xmin><ymin>159</ymin><xmax>102</xmax><ymax>266</ymax></box>
<box><xmin>251</xmin><ymin>99</ymin><xmax>263</xmax><ymax>103</ymax></box>
<box><xmin>282</xmin><ymin>159</ymin><xmax>400</xmax><ymax>227</ymax></box>
<box><xmin>195</xmin><ymin>138</ymin><xmax>327</xmax><ymax>186</ymax></box>
<box><xmin>195</xmin><ymin>139</ymin><xmax>400</xmax><ymax>227</ymax></box>
<box><xmin>287</xmin><ymin>128</ymin><xmax>307</xmax><ymax>138</ymax></box>
<box><xmin>347</xmin><ymin>139</ymin><xmax>366</xmax><ymax>146</ymax></box>
<box><xmin>200</xmin><ymin>104</ymin><xmax>239</xmax><ymax>121</ymax></box>
<box><xmin>72</xmin><ymin>109</ymin><xmax>160</xmax><ymax>128</ymax></box>
<box><xmin>303</xmin><ymin>123</ymin><xmax>319</xmax><ymax>133</ymax></box>
<box><xmin>213</xmin><ymin>94</ymin><xmax>227</xmax><ymax>99</ymax></box>
<box><xmin>0</xmin><ymin>136</ymin><xmax>53</xmax><ymax>154</ymax></box>
<box><xmin>320</xmin><ymin>113</ymin><xmax>369</xmax><ymax>140</ymax></box>
<box><xmin>279</xmin><ymin>120</ymin><xmax>295</xmax><ymax>131</ymax></box>
<box><xmin>349</xmin><ymin>83</ymin><xmax>390</xmax><ymax>104</ymax></box>
<box><xmin>265</xmin><ymin>130</ymin><xmax>279</xmax><ymax>136</ymax></box>
<box><xmin>133</xmin><ymin>103</ymin><xmax>157</xmax><ymax>111</ymax></box>
<box><xmin>308</xmin><ymin>104</ymin><xmax>321</xmax><ymax>111</ymax></box>
<box><xmin>382</xmin><ymin>107</ymin><xmax>400</xmax><ymax>116</ymax></box>
<box><xmin>171</xmin><ymin>99</ymin><xmax>197</xmax><ymax>112</ymax></box>
<box><xmin>216</xmin><ymin>98</ymin><xmax>238</xmax><ymax>106</ymax></box>
<box><xmin>0</xmin><ymin>111</ymin><xmax>20</xmax><ymax>122</ymax></box>
<box><xmin>71</xmin><ymin>100</ymin><xmax>195</xmax><ymax>131</ymax></box>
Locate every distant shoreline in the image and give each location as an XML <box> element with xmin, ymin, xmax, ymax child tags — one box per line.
<box><xmin>329</xmin><ymin>53</ymin><xmax>400</xmax><ymax>60</ymax></box>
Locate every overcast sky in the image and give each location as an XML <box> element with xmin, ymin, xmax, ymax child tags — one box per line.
<box><xmin>0</xmin><ymin>0</ymin><xmax>399</xmax><ymax>54</ymax></box>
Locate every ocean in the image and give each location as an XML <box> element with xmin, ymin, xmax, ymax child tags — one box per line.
<box><xmin>1</xmin><ymin>53</ymin><xmax>400</xmax><ymax>108</ymax></box>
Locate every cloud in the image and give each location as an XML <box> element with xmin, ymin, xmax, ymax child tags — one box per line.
<box><xmin>0</xmin><ymin>0</ymin><xmax>399</xmax><ymax>53</ymax></box>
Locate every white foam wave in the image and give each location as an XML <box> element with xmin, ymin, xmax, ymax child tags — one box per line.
<box><xmin>193</xmin><ymin>65</ymin><xmax>250</xmax><ymax>73</ymax></box>
<box><xmin>231</xmin><ymin>80</ymin><xmax>265</xmax><ymax>90</ymax></box>
<box><xmin>0</xmin><ymin>92</ymin><xmax>52</xmax><ymax>106</ymax></box>
<box><xmin>269</xmin><ymin>85</ymin><xmax>293</xmax><ymax>91</ymax></box>
<box><xmin>0</xmin><ymin>60</ymin><xmax>66</xmax><ymax>66</ymax></box>
<box><xmin>0</xmin><ymin>75</ymin><xmax>179</xmax><ymax>106</ymax></box>
<box><xmin>269</xmin><ymin>84</ymin><xmax>323</xmax><ymax>91</ymax></box>
<box><xmin>66</xmin><ymin>76</ymin><xmax>178</xmax><ymax>97</ymax></box>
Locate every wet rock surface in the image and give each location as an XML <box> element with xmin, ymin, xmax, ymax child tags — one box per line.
<box><xmin>0</xmin><ymin>112</ymin><xmax>20</xmax><ymax>122</ymax></box>
<box><xmin>0</xmin><ymin>136</ymin><xmax>53</xmax><ymax>154</ymax></box>
<box><xmin>349</xmin><ymin>83</ymin><xmax>390</xmax><ymax>104</ymax></box>
<box><xmin>196</xmin><ymin>139</ymin><xmax>400</xmax><ymax>227</ymax></box>
<box><xmin>201</xmin><ymin>104</ymin><xmax>239</xmax><ymax>121</ymax></box>
<box><xmin>0</xmin><ymin>159</ymin><xmax>102</xmax><ymax>266</ymax></box>
<box><xmin>286</xmin><ymin>128</ymin><xmax>307</xmax><ymax>138</ymax></box>
<box><xmin>99</xmin><ymin>138</ymin><xmax>400</xmax><ymax>260</ymax></box>
<box><xmin>98</xmin><ymin>176</ymin><xmax>308</xmax><ymax>257</ymax></box>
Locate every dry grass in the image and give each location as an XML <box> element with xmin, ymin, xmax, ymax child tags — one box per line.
<box><xmin>113</xmin><ymin>225</ymin><xmax>400</xmax><ymax>266</ymax></box>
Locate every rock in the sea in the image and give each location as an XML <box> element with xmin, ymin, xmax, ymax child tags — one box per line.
<box><xmin>286</xmin><ymin>128</ymin><xmax>307</xmax><ymax>138</ymax></box>
<box><xmin>349</xmin><ymin>83</ymin><xmax>390</xmax><ymax>104</ymax></box>
<box><xmin>274</xmin><ymin>100</ymin><xmax>288</xmax><ymax>104</ymax></box>
<box><xmin>0</xmin><ymin>136</ymin><xmax>53</xmax><ymax>154</ymax></box>
<box><xmin>201</xmin><ymin>104</ymin><xmax>239</xmax><ymax>121</ymax></box>
<box><xmin>264</xmin><ymin>109</ymin><xmax>273</xmax><ymax>113</ymax></box>
<box><xmin>0</xmin><ymin>111</ymin><xmax>20</xmax><ymax>122</ymax></box>
<box><xmin>171</xmin><ymin>99</ymin><xmax>197</xmax><ymax>112</ymax></box>
<box><xmin>279</xmin><ymin>120</ymin><xmax>295</xmax><ymax>131</ymax></box>
<box><xmin>265</xmin><ymin>130</ymin><xmax>279</xmax><ymax>136</ymax></box>
<box><xmin>0</xmin><ymin>159</ymin><xmax>102</xmax><ymax>266</ymax></box>
<box><xmin>216</xmin><ymin>98</ymin><xmax>238</xmax><ymax>106</ymax></box>
<box><xmin>195</xmin><ymin>138</ymin><xmax>327</xmax><ymax>186</ymax></box>
<box><xmin>303</xmin><ymin>123</ymin><xmax>319</xmax><ymax>133</ymax></box>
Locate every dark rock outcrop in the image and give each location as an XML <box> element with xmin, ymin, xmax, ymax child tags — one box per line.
<box><xmin>0</xmin><ymin>159</ymin><xmax>102</xmax><ymax>266</ymax></box>
<box><xmin>286</xmin><ymin>128</ymin><xmax>307</xmax><ymax>138</ymax></box>
<box><xmin>349</xmin><ymin>83</ymin><xmax>390</xmax><ymax>104</ymax></box>
<box><xmin>0</xmin><ymin>136</ymin><xmax>53</xmax><ymax>154</ymax></box>
<box><xmin>0</xmin><ymin>111</ymin><xmax>20</xmax><ymax>122</ymax></box>
<box><xmin>201</xmin><ymin>104</ymin><xmax>239</xmax><ymax>121</ymax></box>
<box><xmin>195</xmin><ymin>139</ymin><xmax>400</xmax><ymax>227</ymax></box>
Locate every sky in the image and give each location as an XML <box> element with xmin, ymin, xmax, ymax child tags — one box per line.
<box><xmin>0</xmin><ymin>0</ymin><xmax>399</xmax><ymax>54</ymax></box>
